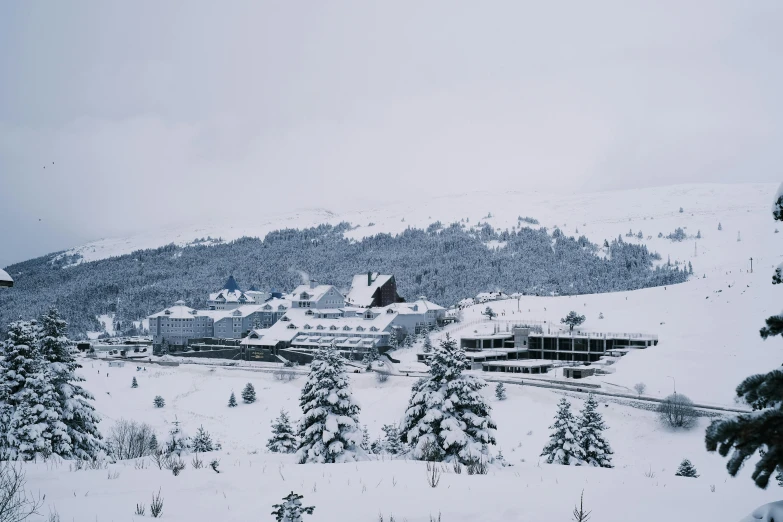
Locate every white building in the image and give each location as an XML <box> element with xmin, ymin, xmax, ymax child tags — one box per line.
<box><xmin>0</xmin><ymin>268</ymin><xmax>12</xmax><ymax>288</ymax></box>
<box><xmin>148</xmin><ymin>298</ymin><xmax>292</xmax><ymax>350</ymax></box>
<box><xmin>207</xmin><ymin>275</ymin><xmax>267</xmax><ymax>310</ymax></box>
<box><xmin>290</xmin><ymin>281</ymin><xmax>345</xmax><ymax>309</ymax></box>
<box><xmin>380</xmin><ymin>298</ymin><xmax>446</xmax><ymax>335</ymax></box>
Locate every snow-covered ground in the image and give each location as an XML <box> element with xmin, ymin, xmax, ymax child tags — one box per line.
<box><xmin>57</xmin><ymin>183</ymin><xmax>774</xmax><ymax>266</ymax></box>
<box><xmin>20</xmin><ymin>182</ymin><xmax>783</xmax><ymax>521</ymax></box>
<box><xmin>24</xmin><ymin>360</ymin><xmax>778</xmax><ymax>521</ymax></box>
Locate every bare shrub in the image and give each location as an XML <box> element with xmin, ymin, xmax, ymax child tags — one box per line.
<box><xmin>0</xmin><ymin>462</ymin><xmax>44</xmax><ymax>522</ymax></box>
<box><xmin>376</xmin><ymin>371</ymin><xmax>390</xmax><ymax>384</ymax></box>
<box><xmin>210</xmin><ymin>459</ymin><xmax>221</xmax><ymax>473</ymax></box>
<box><xmin>466</xmin><ymin>457</ymin><xmax>488</xmax><ymax>476</ymax></box>
<box><xmin>150</xmin><ymin>489</ymin><xmax>164</xmax><ymax>518</ymax></box>
<box><xmin>164</xmin><ymin>456</ymin><xmax>185</xmax><ymax>476</ymax></box>
<box><xmin>151</xmin><ymin>449</ymin><xmax>165</xmax><ymax>470</ymax></box>
<box><xmin>658</xmin><ymin>393</ymin><xmax>697</xmax><ymax>429</ymax></box>
<box><xmin>274</xmin><ymin>370</ymin><xmax>297</xmax><ymax>382</ymax></box>
<box><xmin>107</xmin><ymin>470</ymin><xmax>120</xmax><ymax>480</ymax></box>
<box><xmin>47</xmin><ymin>507</ymin><xmax>60</xmax><ymax>522</ymax></box>
<box><xmin>452</xmin><ymin>460</ymin><xmax>462</xmax><ymax>474</ymax></box>
<box><xmin>425</xmin><ymin>461</ymin><xmax>441</xmax><ymax>488</ymax></box>
<box><xmin>633</xmin><ymin>382</ymin><xmax>647</xmax><ymax>397</ymax></box>
<box><xmin>135</xmin><ymin>503</ymin><xmax>145</xmax><ymax>516</ymax></box>
<box><xmin>191</xmin><ymin>453</ymin><xmax>204</xmax><ymax>469</ymax></box>
<box><xmin>107</xmin><ymin>419</ymin><xmax>157</xmax><ymax>460</ymax></box>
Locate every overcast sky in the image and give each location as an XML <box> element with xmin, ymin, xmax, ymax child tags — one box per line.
<box><xmin>1</xmin><ymin>1</ymin><xmax>782</xmax><ymax>266</ymax></box>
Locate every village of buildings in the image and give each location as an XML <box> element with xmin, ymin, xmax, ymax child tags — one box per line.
<box><xmin>138</xmin><ymin>272</ymin><xmax>658</xmax><ymax>380</ymax></box>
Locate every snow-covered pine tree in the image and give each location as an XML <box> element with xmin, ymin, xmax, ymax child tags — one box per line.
<box><xmin>37</xmin><ymin>308</ymin><xmax>105</xmax><ymax>460</ymax></box>
<box><xmin>149</xmin><ymin>433</ymin><xmax>158</xmax><ymax>453</ymax></box>
<box><xmin>153</xmin><ymin>396</ymin><xmax>165</xmax><ymax>408</ymax></box>
<box><xmin>242</xmin><ymin>383</ymin><xmax>256</xmax><ymax>404</ymax></box>
<box><xmin>362</xmin><ymin>345</ymin><xmax>379</xmax><ymax>369</ymax></box>
<box><xmin>271</xmin><ymin>491</ymin><xmax>314</xmax><ymax>522</ymax></box>
<box><xmin>495</xmin><ymin>382</ymin><xmax>507</xmax><ymax>401</ymax></box>
<box><xmin>0</xmin><ymin>320</ymin><xmax>66</xmax><ymax>460</ymax></box>
<box><xmin>381</xmin><ymin>424</ymin><xmax>404</xmax><ymax>455</ymax></box>
<box><xmin>131</xmin><ymin>377</ymin><xmax>138</xmax><ymax>388</ymax></box>
<box><xmin>675</xmin><ymin>458</ymin><xmax>699</xmax><ymax>478</ymax></box>
<box><xmin>267</xmin><ymin>410</ymin><xmax>297</xmax><ymax>454</ymax></box>
<box><xmin>360</xmin><ymin>425</ymin><xmax>370</xmax><ymax>452</ymax></box>
<box><xmin>540</xmin><ymin>398</ymin><xmax>584</xmax><ymax>465</ymax></box>
<box><xmin>191</xmin><ymin>425</ymin><xmax>214</xmax><ymax>452</ymax></box>
<box><xmin>400</xmin><ymin>334</ymin><xmax>497</xmax><ymax>464</ymax></box>
<box><xmin>228</xmin><ymin>392</ymin><xmax>237</xmax><ymax>408</ymax></box>
<box><xmin>422</xmin><ymin>333</ymin><xmax>433</xmax><ymax>354</ymax></box>
<box><xmin>296</xmin><ymin>345</ymin><xmax>363</xmax><ymax>463</ymax></box>
<box><xmin>718</xmin><ymin>222</ymin><xmax>723</xmax><ymax>231</ymax></box>
<box><xmin>577</xmin><ymin>394</ymin><xmax>613</xmax><ymax>468</ymax></box>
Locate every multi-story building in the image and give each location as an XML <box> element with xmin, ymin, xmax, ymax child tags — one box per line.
<box><xmin>148</xmin><ymin>301</ymin><xmax>219</xmax><ymax>348</ymax></box>
<box><xmin>149</xmin><ymin>298</ymin><xmax>292</xmax><ymax>351</ymax></box>
<box><xmin>380</xmin><ymin>298</ymin><xmax>446</xmax><ymax>335</ymax></box>
<box><xmin>345</xmin><ymin>272</ymin><xmax>404</xmax><ymax>307</ymax></box>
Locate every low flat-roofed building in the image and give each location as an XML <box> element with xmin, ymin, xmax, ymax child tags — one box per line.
<box><xmin>481</xmin><ymin>360</ymin><xmax>554</xmax><ymax>374</ymax></box>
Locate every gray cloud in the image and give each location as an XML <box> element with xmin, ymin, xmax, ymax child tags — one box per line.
<box><xmin>1</xmin><ymin>0</ymin><xmax>781</xmax><ymax>266</ymax></box>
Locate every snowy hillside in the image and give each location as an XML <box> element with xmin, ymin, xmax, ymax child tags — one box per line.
<box><xmin>59</xmin><ymin>183</ymin><xmax>774</xmax><ymax>269</ymax></box>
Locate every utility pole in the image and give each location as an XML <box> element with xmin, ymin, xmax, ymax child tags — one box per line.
<box><xmin>750</xmin><ymin>257</ymin><xmax>753</xmax><ymax>273</ymax></box>
<box><xmin>667</xmin><ymin>375</ymin><xmax>676</xmax><ymax>395</ymax></box>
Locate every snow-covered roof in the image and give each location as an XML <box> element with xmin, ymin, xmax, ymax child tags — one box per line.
<box><xmin>208</xmin><ymin>288</ymin><xmax>254</xmax><ymax>303</ymax></box>
<box><xmin>259</xmin><ymin>307</ymin><xmax>395</xmax><ymax>345</ymax></box>
<box><xmin>0</xmin><ymin>268</ymin><xmax>12</xmax><ymax>288</ymax></box>
<box><xmin>345</xmin><ymin>273</ymin><xmax>393</xmax><ymax>307</ymax></box>
<box><xmin>382</xmin><ymin>299</ymin><xmax>445</xmax><ymax>315</ymax></box>
<box><xmin>291</xmin><ymin>283</ymin><xmax>340</xmax><ymax>303</ymax></box>
<box><xmin>148</xmin><ymin>303</ymin><xmax>198</xmax><ymax>319</ymax></box>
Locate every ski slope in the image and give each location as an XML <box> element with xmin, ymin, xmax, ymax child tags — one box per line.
<box><xmin>57</xmin><ymin>183</ymin><xmax>774</xmax><ymax>268</ymax></box>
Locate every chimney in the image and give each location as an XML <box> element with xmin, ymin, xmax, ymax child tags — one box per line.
<box><xmin>367</xmin><ymin>271</ymin><xmax>372</xmax><ymax>286</ymax></box>
<box><xmin>310</xmin><ymin>280</ymin><xmax>316</xmax><ymax>290</ymax></box>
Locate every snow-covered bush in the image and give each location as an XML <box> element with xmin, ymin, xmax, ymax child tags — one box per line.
<box><xmin>541</xmin><ymin>398</ymin><xmax>584</xmax><ymax>465</ymax></box>
<box><xmin>400</xmin><ymin>334</ymin><xmax>496</xmax><ymax>464</ymax></box>
<box><xmin>153</xmin><ymin>396</ymin><xmax>165</xmax><ymax>408</ymax></box>
<box><xmin>666</xmin><ymin>228</ymin><xmax>687</xmax><ymax>242</ymax></box>
<box><xmin>131</xmin><ymin>377</ymin><xmax>138</xmax><ymax>388</ymax></box>
<box><xmin>675</xmin><ymin>458</ymin><xmax>699</xmax><ymax>478</ymax></box>
<box><xmin>272</xmin><ymin>492</ymin><xmax>314</xmax><ymax>522</ymax></box>
<box><xmin>267</xmin><ymin>410</ymin><xmax>297</xmax><ymax>454</ymax></box>
<box><xmin>296</xmin><ymin>345</ymin><xmax>363</xmax><ymax>464</ymax></box>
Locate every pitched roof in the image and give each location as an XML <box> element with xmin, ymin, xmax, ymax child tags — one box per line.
<box><xmin>223</xmin><ymin>275</ymin><xmax>240</xmax><ymax>293</ymax></box>
<box><xmin>346</xmin><ymin>273</ymin><xmax>393</xmax><ymax>307</ymax></box>
<box><xmin>0</xmin><ymin>268</ymin><xmax>12</xmax><ymax>288</ymax></box>
<box><xmin>291</xmin><ymin>284</ymin><xmax>339</xmax><ymax>303</ymax></box>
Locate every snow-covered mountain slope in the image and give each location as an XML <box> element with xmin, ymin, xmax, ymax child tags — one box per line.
<box><xmin>60</xmin><ymin>183</ymin><xmax>775</xmax><ymax>274</ymax></box>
